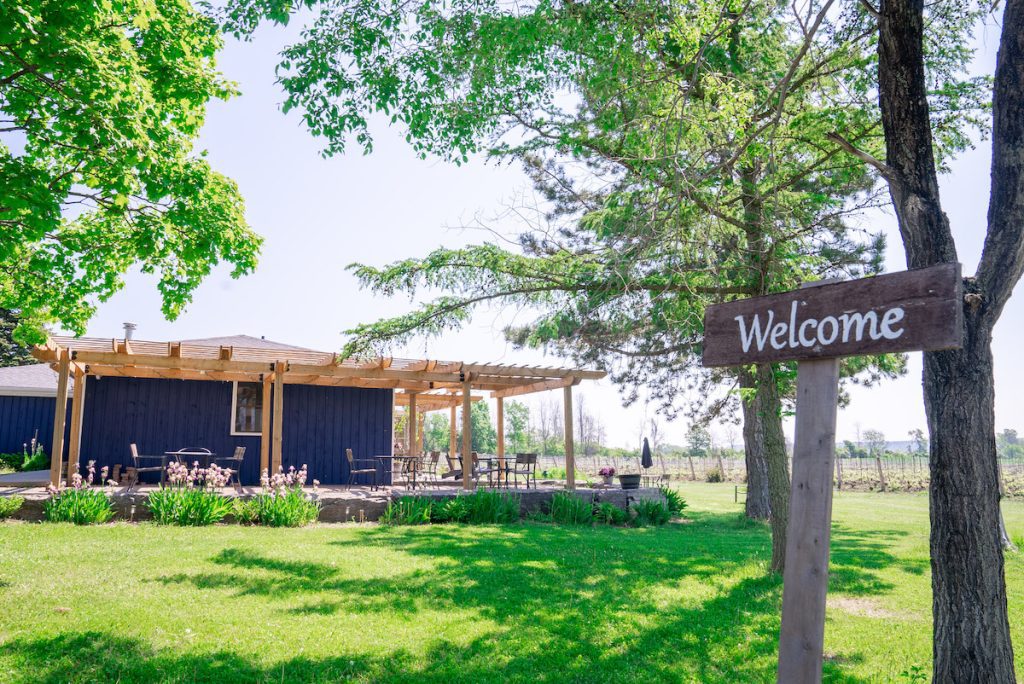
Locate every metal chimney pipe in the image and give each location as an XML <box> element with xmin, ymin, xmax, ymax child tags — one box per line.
<box><xmin>123</xmin><ymin>322</ymin><xmax>137</xmax><ymax>340</ymax></box>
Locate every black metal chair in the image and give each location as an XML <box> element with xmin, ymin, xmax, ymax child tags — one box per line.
<box><xmin>346</xmin><ymin>448</ymin><xmax>378</xmax><ymax>489</ymax></box>
<box><xmin>507</xmin><ymin>453</ymin><xmax>538</xmax><ymax>489</ymax></box>
<box><xmin>214</xmin><ymin>446</ymin><xmax>246</xmax><ymax>489</ymax></box>
<box><xmin>423</xmin><ymin>451</ymin><xmax>442</xmax><ymax>487</ymax></box>
<box><xmin>128</xmin><ymin>443</ymin><xmax>166</xmax><ymax>491</ymax></box>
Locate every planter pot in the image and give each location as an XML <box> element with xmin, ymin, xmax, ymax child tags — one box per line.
<box><xmin>618</xmin><ymin>474</ymin><xmax>641</xmax><ymax>490</ymax></box>
<box><xmin>602</xmin><ymin>476</ymin><xmax>614</xmax><ymax>486</ymax></box>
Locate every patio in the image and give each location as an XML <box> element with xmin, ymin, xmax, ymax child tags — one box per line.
<box><xmin>29</xmin><ymin>335</ymin><xmax>606</xmax><ymax>490</ymax></box>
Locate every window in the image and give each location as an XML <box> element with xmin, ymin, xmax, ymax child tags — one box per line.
<box><xmin>231</xmin><ymin>381</ymin><xmax>263</xmax><ymax>436</ymax></box>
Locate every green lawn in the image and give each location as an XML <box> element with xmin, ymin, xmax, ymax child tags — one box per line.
<box><xmin>0</xmin><ymin>485</ymin><xmax>1021</xmax><ymax>683</ymax></box>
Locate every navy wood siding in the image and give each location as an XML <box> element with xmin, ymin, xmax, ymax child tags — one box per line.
<box><xmin>78</xmin><ymin>376</ymin><xmax>392</xmax><ymax>485</ymax></box>
<box><xmin>0</xmin><ymin>395</ymin><xmax>70</xmax><ymax>459</ymax></box>
<box><xmin>280</xmin><ymin>384</ymin><xmax>393</xmax><ymax>486</ymax></box>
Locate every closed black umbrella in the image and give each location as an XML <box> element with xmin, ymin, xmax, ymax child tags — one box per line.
<box><xmin>641</xmin><ymin>437</ymin><xmax>654</xmax><ymax>469</ymax></box>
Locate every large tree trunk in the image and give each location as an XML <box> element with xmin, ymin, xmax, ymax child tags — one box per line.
<box><xmin>756</xmin><ymin>362</ymin><xmax>790</xmax><ymax>574</ymax></box>
<box><xmin>924</xmin><ymin>308</ymin><xmax>1015</xmax><ymax>682</ymax></box>
<box><xmin>876</xmin><ymin>0</ymin><xmax>1023</xmax><ymax>678</ymax></box>
<box><xmin>740</xmin><ymin>368</ymin><xmax>771</xmax><ymax>520</ymax></box>
<box><xmin>740</xmin><ymin>363</ymin><xmax>790</xmax><ymax>573</ymax></box>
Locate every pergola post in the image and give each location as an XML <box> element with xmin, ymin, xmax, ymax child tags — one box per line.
<box><xmin>49</xmin><ymin>350</ymin><xmax>70</xmax><ymax>487</ymax></box>
<box><xmin>563</xmin><ymin>384</ymin><xmax>575</xmax><ymax>490</ymax></box>
<box><xmin>66</xmin><ymin>367</ymin><xmax>86</xmax><ymax>484</ymax></box>
<box><xmin>462</xmin><ymin>379</ymin><xmax>473</xmax><ymax>490</ymax></box>
<box><xmin>496</xmin><ymin>396</ymin><xmax>505</xmax><ymax>485</ymax></box>
<box><xmin>260</xmin><ymin>373</ymin><xmax>272</xmax><ymax>475</ymax></box>
<box><xmin>449</xmin><ymin>403</ymin><xmax>457</xmax><ymax>457</ymax></box>
<box><xmin>271</xmin><ymin>360</ymin><xmax>285</xmax><ymax>473</ymax></box>
<box><xmin>408</xmin><ymin>392</ymin><xmax>418</xmax><ymax>456</ymax></box>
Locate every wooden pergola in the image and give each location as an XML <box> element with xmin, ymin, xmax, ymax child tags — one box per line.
<box><xmin>33</xmin><ymin>336</ymin><xmax>605</xmax><ymax>489</ymax></box>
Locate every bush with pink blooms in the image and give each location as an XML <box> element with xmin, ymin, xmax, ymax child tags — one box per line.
<box><xmin>233</xmin><ymin>465</ymin><xmax>320</xmax><ymax>527</ymax></box>
<box><xmin>146</xmin><ymin>461</ymin><xmax>234</xmax><ymax>526</ymax></box>
<box><xmin>43</xmin><ymin>461</ymin><xmax>115</xmax><ymax>524</ymax></box>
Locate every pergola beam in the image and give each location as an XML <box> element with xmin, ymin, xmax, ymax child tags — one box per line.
<box><xmin>34</xmin><ymin>338</ymin><xmax>606</xmax><ymax>414</ymax></box>
<box><xmin>491</xmin><ymin>375</ymin><xmax>579</xmax><ymax>399</ymax></box>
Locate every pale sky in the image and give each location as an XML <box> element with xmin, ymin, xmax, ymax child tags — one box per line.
<box><xmin>79</xmin><ymin>20</ymin><xmax>1022</xmax><ymax>450</ymax></box>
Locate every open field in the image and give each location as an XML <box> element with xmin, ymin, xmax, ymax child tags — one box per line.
<box><xmin>0</xmin><ymin>483</ymin><xmax>1021</xmax><ymax>683</ymax></box>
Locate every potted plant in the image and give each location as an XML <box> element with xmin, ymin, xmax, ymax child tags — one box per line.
<box><xmin>598</xmin><ymin>466</ymin><xmax>616</xmax><ymax>485</ymax></box>
<box><xmin>617</xmin><ymin>472</ymin><xmax>642</xmax><ymax>490</ymax></box>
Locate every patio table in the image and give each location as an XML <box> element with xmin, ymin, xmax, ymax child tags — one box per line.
<box><xmin>475</xmin><ymin>455</ymin><xmax>509</xmax><ymax>487</ymax></box>
<box><xmin>376</xmin><ymin>455</ymin><xmax>423</xmax><ymax>489</ymax></box>
<box><xmin>166</xmin><ymin>449</ymin><xmax>216</xmax><ymax>468</ymax></box>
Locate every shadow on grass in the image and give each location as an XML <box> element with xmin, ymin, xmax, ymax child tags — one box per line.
<box><xmin>1</xmin><ymin>512</ymin><xmax>899</xmax><ymax>682</ymax></box>
<box><xmin>829</xmin><ymin>524</ymin><xmax>926</xmax><ymax>596</ymax></box>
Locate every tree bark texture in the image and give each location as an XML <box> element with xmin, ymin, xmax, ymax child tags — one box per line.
<box><xmin>741</xmin><ymin>363</ymin><xmax>790</xmax><ymax>573</ymax></box>
<box><xmin>740</xmin><ymin>368</ymin><xmax>772</xmax><ymax>520</ymax></box>
<box><xmin>923</xmin><ymin>311</ymin><xmax>1014</xmax><ymax>682</ymax></box>
<box><xmin>877</xmin><ymin>0</ymin><xmax>1024</xmax><ymax>679</ymax></box>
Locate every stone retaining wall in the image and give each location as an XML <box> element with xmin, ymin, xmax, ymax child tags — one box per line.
<box><xmin>1</xmin><ymin>486</ymin><xmax>666</xmax><ymax>524</ymax></box>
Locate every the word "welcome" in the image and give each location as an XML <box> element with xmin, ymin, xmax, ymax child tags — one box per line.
<box><xmin>735</xmin><ymin>302</ymin><xmax>905</xmax><ymax>353</ymax></box>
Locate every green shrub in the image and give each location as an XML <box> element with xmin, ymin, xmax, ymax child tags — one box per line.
<box><xmin>433</xmin><ymin>496</ymin><xmax>470</xmax><ymax>524</ymax></box>
<box><xmin>464</xmin><ymin>490</ymin><xmax>520</xmax><ymax>524</ymax></box>
<box><xmin>147</xmin><ymin>487</ymin><xmax>233</xmax><ymax>526</ymax></box>
<box><xmin>43</xmin><ymin>461</ymin><xmax>114</xmax><ymax>525</ymax></box>
<box><xmin>383</xmin><ymin>491</ymin><xmax>521</xmax><ymax>526</ymax></box>
<box><xmin>147</xmin><ymin>461</ymin><xmax>235</xmax><ymax>526</ymax></box>
<box><xmin>0</xmin><ymin>453</ymin><xmax>22</xmax><ymax>471</ymax></box>
<box><xmin>524</xmin><ymin>508</ymin><xmax>552</xmax><ymax>523</ymax></box>
<box><xmin>232</xmin><ymin>498</ymin><xmax>260</xmax><ymax>525</ymax></box>
<box><xmin>0</xmin><ymin>495</ymin><xmax>24</xmax><ymax>519</ymax></box>
<box><xmin>232</xmin><ymin>464</ymin><xmax>320</xmax><ymax>527</ymax></box>
<box><xmin>44</xmin><ymin>489</ymin><xmax>114</xmax><ymax>525</ymax></box>
<box><xmin>594</xmin><ymin>501</ymin><xmax>628</xmax><ymax>525</ymax></box>
<box><xmin>659</xmin><ymin>487</ymin><xmax>688</xmax><ymax>516</ymax></box>
<box><xmin>630</xmin><ymin>499</ymin><xmax>671</xmax><ymax>527</ymax></box>
<box><xmin>235</xmin><ymin>488</ymin><xmax>321</xmax><ymax>527</ymax></box>
<box><xmin>380</xmin><ymin>496</ymin><xmax>434</xmax><ymax>525</ymax></box>
<box><xmin>705</xmin><ymin>466</ymin><xmax>724</xmax><ymax>483</ymax></box>
<box><xmin>550</xmin><ymin>492</ymin><xmax>592</xmax><ymax>525</ymax></box>
<box><xmin>21</xmin><ymin>443</ymin><xmax>48</xmax><ymax>471</ymax></box>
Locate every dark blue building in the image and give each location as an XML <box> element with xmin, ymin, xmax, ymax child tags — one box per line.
<box><xmin>0</xmin><ymin>336</ymin><xmax>393</xmax><ymax>486</ymax></box>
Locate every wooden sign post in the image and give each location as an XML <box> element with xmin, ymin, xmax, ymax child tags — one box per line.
<box><xmin>702</xmin><ymin>263</ymin><xmax>963</xmax><ymax>683</ymax></box>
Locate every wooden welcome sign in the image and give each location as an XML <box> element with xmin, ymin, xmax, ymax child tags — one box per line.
<box><xmin>702</xmin><ymin>262</ymin><xmax>963</xmax><ymax>684</ymax></box>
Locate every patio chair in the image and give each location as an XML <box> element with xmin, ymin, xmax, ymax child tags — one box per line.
<box><xmin>506</xmin><ymin>453</ymin><xmax>538</xmax><ymax>489</ymax></box>
<box><xmin>128</xmin><ymin>443</ymin><xmax>166</xmax><ymax>491</ymax></box>
<box><xmin>213</xmin><ymin>446</ymin><xmax>246</xmax><ymax>489</ymax></box>
<box><xmin>440</xmin><ymin>452</ymin><xmax>481</xmax><ymax>483</ymax></box>
<box><xmin>423</xmin><ymin>451</ymin><xmax>442</xmax><ymax>487</ymax></box>
<box><xmin>440</xmin><ymin>453</ymin><xmax>462</xmax><ymax>481</ymax></box>
<box><xmin>345</xmin><ymin>448</ymin><xmax>378</xmax><ymax>490</ymax></box>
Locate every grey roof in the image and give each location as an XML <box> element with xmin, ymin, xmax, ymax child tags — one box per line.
<box><xmin>0</xmin><ymin>335</ymin><xmax>314</xmax><ymax>394</ymax></box>
<box><xmin>0</xmin><ymin>363</ymin><xmax>70</xmax><ymax>395</ymax></box>
<box><xmin>178</xmin><ymin>335</ymin><xmax>313</xmax><ymax>351</ymax></box>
